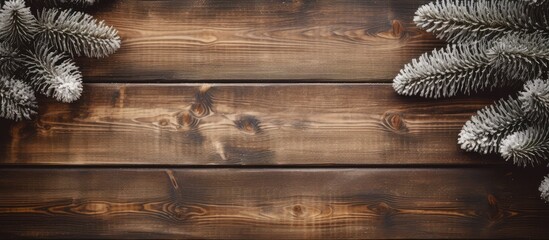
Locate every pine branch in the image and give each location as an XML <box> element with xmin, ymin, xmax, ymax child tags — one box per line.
<box><xmin>23</xmin><ymin>45</ymin><xmax>82</xmax><ymax>103</ymax></box>
<box><xmin>0</xmin><ymin>76</ymin><xmax>37</xmax><ymax>121</ymax></box>
<box><xmin>0</xmin><ymin>0</ymin><xmax>38</xmax><ymax>47</ymax></box>
<box><xmin>541</xmin><ymin>175</ymin><xmax>549</xmax><ymax>202</ymax></box>
<box><xmin>522</xmin><ymin>0</ymin><xmax>547</xmax><ymax>5</ymax></box>
<box><xmin>0</xmin><ymin>42</ymin><xmax>20</xmax><ymax>75</ymax></box>
<box><xmin>414</xmin><ymin>0</ymin><xmax>549</xmax><ymax>43</ymax></box>
<box><xmin>50</xmin><ymin>0</ymin><xmax>98</xmax><ymax>6</ymax></box>
<box><xmin>519</xmin><ymin>79</ymin><xmax>549</xmax><ymax>121</ymax></box>
<box><xmin>458</xmin><ymin>96</ymin><xmax>530</xmax><ymax>154</ymax></box>
<box><xmin>500</xmin><ymin>125</ymin><xmax>549</xmax><ymax>166</ymax></box>
<box><xmin>488</xmin><ymin>33</ymin><xmax>549</xmax><ymax>81</ymax></box>
<box><xmin>35</xmin><ymin>8</ymin><xmax>120</xmax><ymax>58</ymax></box>
<box><xmin>394</xmin><ymin>33</ymin><xmax>549</xmax><ymax>99</ymax></box>
<box><xmin>37</xmin><ymin>0</ymin><xmax>99</xmax><ymax>7</ymax></box>
<box><xmin>393</xmin><ymin>42</ymin><xmax>503</xmax><ymax>98</ymax></box>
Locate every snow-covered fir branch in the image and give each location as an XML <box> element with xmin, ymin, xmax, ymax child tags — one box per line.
<box><xmin>519</xmin><ymin>78</ymin><xmax>549</xmax><ymax>121</ymax></box>
<box><xmin>540</xmin><ymin>175</ymin><xmax>549</xmax><ymax>202</ymax></box>
<box><xmin>0</xmin><ymin>42</ymin><xmax>20</xmax><ymax>75</ymax></box>
<box><xmin>458</xmin><ymin>96</ymin><xmax>530</xmax><ymax>154</ymax></box>
<box><xmin>36</xmin><ymin>8</ymin><xmax>120</xmax><ymax>58</ymax></box>
<box><xmin>414</xmin><ymin>0</ymin><xmax>549</xmax><ymax>43</ymax></box>
<box><xmin>0</xmin><ymin>76</ymin><xmax>37</xmax><ymax>121</ymax></box>
<box><xmin>488</xmin><ymin>33</ymin><xmax>549</xmax><ymax>81</ymax></box>
<box><xmin>23</xmin><ymin>45</ymin><xmax>82</xmax><ymax>103</ymax></box>
<box><xmin>0</xmin><ymin>0</ymin><xmax>38</xmax><ymax>46</ymax></box>
<box><xmin>500</xmin><ymin>125</ymin><xmax>549</xmax><ymax>166</ymax></box>
<box><xmin>393</xmin><ymin>42</ymin><xmax>498</xmax><ymax>98</ymax></box>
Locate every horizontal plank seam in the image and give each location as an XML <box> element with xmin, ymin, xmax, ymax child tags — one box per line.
<box><xmin>0</xmin><ymin>164</ymin><xmax>514</xmax><ymax>169</ymax></box>
<box><xmin>83</xmin><ymin>80</ymin><xmax>398</xmax><ymax>84</ymax></box>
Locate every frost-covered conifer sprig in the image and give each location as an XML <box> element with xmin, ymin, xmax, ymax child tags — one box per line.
<box><xmin>36</xmin><ymin>8</ymin><xmax>120</xmax><ymax>58</ymax></box>
<box><xmin>395</xmin><ymin>33</ymin><xmax>549</xmax><ymax>99</ymax></box>
<box><xmin>488</xmin><ymin>33</ymin><xmax>549</xmax><ymax>81</ymax></box>
<box><xmin>0</xmin><ymin>0</ymin><xmax>38</xmax><ymax>46</ymax></box>
<box><xmin>458</xmin><ymin>97</ymin><xmax>530</xmax><ymax>154</ymax></box>
<box><xmin>414</xmin><ymin>0</ymin><xmax>549</xmax><ymax>43</ymax></box>
<box><xmin>0</xmin><ymin>0</ymin><xmax>119</xmax><ymax>121</ymax></box>
<box><xmin>51</xmin><ymin>0</ymin><xmax>98</xmax><ymax>6</ymax></box>
<box><xmin>522</xmin><ymin>0</ymin><xmax>547</xmax><ymax>5</ymax></box>
<box><xmin>0</xmin><ymin>42</ymin><xmax>20</xmax><ymax>75</ymax></box>
<box><xmin>0</xmin><ymin>77</ymin><xmax>37</xmax><ymax>121</ymax></box>
<box><xmin>23</xmin><ymin>45</ymin><xmax>82</xmax><ymax>103</ymax></box>
<box><xmin>540</xmin><ymin>175</ymin><xmax>549</xmax><ymax>202</ymax></box>
<box><xmin>519</xmin><ymin>79</ymin><xmax>549</xmax><ymax>121</ymax></box>
<box><xmin>500</xmin><ymin>125</ymin><xmax>549</xmax><ymax>166</ymax></box>
<box><xmin>393</xmin><ymin>42</ymin><xmax>500</xmax><ymax>98</ymax></box>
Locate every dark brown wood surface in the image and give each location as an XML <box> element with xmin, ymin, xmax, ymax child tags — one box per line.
<box><xmin>0</xmin><ymin>84</ymin><xmax>501</xmax><ymax>166</ymax></box>
<box><xmin>79</xmin><ymin>0</ymin><xmax>442</xmax><ymax>82</ymax></box>
<box><xmin>1</xmin><ymin>0</ymin><xmax>549</xmax><ymax>239</ymax></box>
<box><xmin>0</xmin><ymin>168</ymin><xmax>548</xmax><ymax>239</ymax></box>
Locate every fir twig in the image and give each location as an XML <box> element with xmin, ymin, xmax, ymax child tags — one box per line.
<box><xmin>0</xmin><ymin>42</ymin><xmax>20</xmax><ymax>75</ymax></box>
<box><xmin>519</xmin><ymin>78</ymin><xmax>549</xmax><ymax>121</ymax></box>
<box><xmin>541</xmin><ymin>175</ymin><xmax>549</xmax><ymax>202</ymax></box>
<box><xmin>0</xmin><ymin>76</ymin><xmax>37</xmax><ymax>121</ymax></box>
<box><xmin>0</xmin><ymin>0</ymin><xmax>38</xmax><ymax>46</ymax></box>
<box><xmin>36</xmin><ymin>8</ymin><xmax>120</xmax><ymax>58</ymax></box>
<box><xmin>488</xmin><ymin>33</ymin><xmax>549</xmax><ymax>81</ymax></box>
<box><xmin>414</xmin><ymin>0</ymin><xmax>549</xmax><ymax>43</ymax></box>
<box><xmin>500</xmin><ymin>125</ymin><xmax>549</xmax><ymax>166</ymax></box>
<box><xmin>23</xmin><ymin>45</ymin><xmax>82</xmax><ymax>103</ymax></box>
<box><xmin>458</xmin><ymin>96</ymin><xmax>530</xmax><ymax>154</ymax></box>
<box><xmin>50</xmin><ymin>0</ymin><xmax>98</xmax><ymax>6</ymax></box>
<box><xmin>393</xmin><ymin>42</ymin><xmax>500</xmax><ymax>98</ymax></box>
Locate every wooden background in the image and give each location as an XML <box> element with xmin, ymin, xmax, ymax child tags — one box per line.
<box><xmin>1</xmin><ymin>0</ymin><xmax>549</xmax><ymax>239</ymax></box>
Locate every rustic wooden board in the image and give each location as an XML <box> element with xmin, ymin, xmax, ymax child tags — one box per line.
<box><xmin>0</xmin><ymin>168</ymin><xmax>547</xmax><ymax>239</ymax></box>
<box><xmin>0</xmin><ymin>84</ymin><xmax>503</xmax><ymax>166</ymax></box>
<box><xmin>78</xmin><ymin>0</ymin><xmax>442</xmax><ymax>82</ymax></box>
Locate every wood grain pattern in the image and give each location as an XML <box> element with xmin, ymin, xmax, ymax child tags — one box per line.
<box><xmin>0</xmin><ymin>168</ymin><xmax>548</xmax><ymax>239</ymax></box>
<box><xmin>0</xmin><ymin>84</ymin><xmax>504</xmax><ymax>166</ymax></box>
<box><xmin>78</xmin><ymin>0</ymin><xmax>443</xmax><ymax>82</ymax></box>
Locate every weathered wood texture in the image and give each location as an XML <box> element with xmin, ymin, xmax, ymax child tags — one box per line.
<box><xmin>0</xmin><ymin>84</ymin><xmax>503</xmax><ymax>166</ymax></box>
<box><xmin>79</xmin><ymin>0</ymin><xmax>442</xmax><ymax>82</ymax></box>
<box><xmin>0</xmin><ymin>168</ymin><xmax>547</xmax><ymax>239</ymax></box>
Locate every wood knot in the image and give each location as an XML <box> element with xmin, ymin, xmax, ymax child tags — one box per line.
<box><xmin>159</xmin><ymin>119</ymin><xmax>170</xmax><ymax>126</ymax></box>
<box><xmin>74</xmin><ymin>201</ymin><xmax>111</xmax><ymax>215</ymax></box>
<box><xmin>381</xmin><ymin>112</ymin><xmax>408</xmax><ymax>133</ymax></box>
<box><xmin>371</xmin><ymin>202</ymin><xmax>395</xmax><ymax>216</ymax></box>
<box><xmin>291</xmin><ymin>204</ymin><xmax>305</xmax><ymax>218</ymax></box>
<box><xmin>190</xmin><ymin>103</ymin><xmax>212</xmax><ymax>118</ymax></box>
<box><xmin>487</xmin><ymin>194</ymin><xmax>504</xmax><ymax>221</ymax></box>
<box><xmin>376</xmin><ymin>20</ymin><xmax>407</xmax><ymax>40</ymax></box>
<box><xmin>176</xmin><ymin>111</ymin><xmax>200</xmax><ymax>129</ymax></box>
<box><xmin>233</xmin><ymin>115</ymin><xmax>262</xmax><ymax>135</ymax></box>
<box><xmin>190</xmin><ymin>85</ymin><xmax>214</xmax><ymax>118</ymax></box>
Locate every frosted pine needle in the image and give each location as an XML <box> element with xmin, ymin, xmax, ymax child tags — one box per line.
<box><xmin>393</xmin><ymin>42</ymin><xmax>499</xmax><ymax>98</ymax></box>
<box><xmin>23</xmin><ymin>45</ymin><xmax>82</xmax><ymax>103</ymax></box>
<box><xmin>488</xmin><ymin>33</ymin><xmax>549</xmax><ymax>81</ymax></box>
<box><xmin>0</xmin><ymin>76</ymin><xmax>37</xmax><ymax>121</ymax></box>
<box><xmin>0</xmin><ymin>42</ymin><xmax>20</xmax><ymax>75</ymax></box>
<box><xmin>414</xmin><ymin>0</ymin><xmax>549</xmax><ymax>43</ymax></box>
<box><xmin>36</xmin><ymin>8</ymin><xmax>120</xmax><ymax>58</ymax></box>
<box><xmin>500</xmin><ymin>125</ymin><xmax>549</xmax><ymax>167</ymax></box>
<box><xmin>458</xmin><ymin>96</ymin><xmax>530</xmax><ymax>154</ymax></box>
<box><xmin>540</xmin><ymin>175</ymin><xmax>549</xmax><ymax>202</ymax></box>
<box><xmin>0</xmin><ymin>0</ymin><xmax>38</xmax><ymax>46</ymax></box>
<box><xmin>519</xmin><ymin>78</ymin><xmax>549</xmax><ymax>121</ymax></box>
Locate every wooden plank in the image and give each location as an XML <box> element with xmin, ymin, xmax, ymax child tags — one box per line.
<box><xmin>78</xmin><ymin>0</ymin><xmax>442</xmax><ymax>82</ymax></box>
<box><xmin>0</xmin><ymin>168</ymin><xmax>547</xmax><ymax>239</ymax></box>
<box><xmin>0</xmin><ymin>84</ymin><xmax>502</xmax><ymax>166</ymax></box>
